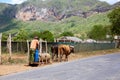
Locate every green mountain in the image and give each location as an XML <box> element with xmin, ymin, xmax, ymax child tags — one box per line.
<box><xmin>1</xmin><ymin>11</ymin><xmax>110</xmax><ymax>38</ymax></box>
<box><xmin>21</xmin><ymin>0</ymin><xmax>110</xmax><ymax>11</ymax></box>
<box><xmin>0</xmin><ymin>0</ymin><xmax>119</xmax><ymax>38</ymax></box>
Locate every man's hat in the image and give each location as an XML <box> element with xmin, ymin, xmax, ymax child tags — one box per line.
<box><xmin>34</xmin><ymin>36</ymin><xmax>38</xmax><ymax>39</ymax></box>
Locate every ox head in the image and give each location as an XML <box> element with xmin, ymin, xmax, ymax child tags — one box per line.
<box><xmin>70</xmin><ymin>46</ymin><xmax>74</xmax><ymax>53</ymax></box>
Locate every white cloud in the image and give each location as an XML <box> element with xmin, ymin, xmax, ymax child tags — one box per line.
<box><xmin>99</xmin><ymin>0</ymin><xmax>120</xmax><ymax>4</ymax></box>
<box><xmin>42</xmin><ymin>0</ymin><xmax>46</xmax><ymax>1</ymax></box>
<box><xmin>11</xmin><ymin>0</ymin><xmax>27</xmax><ymax>4</ymax></box>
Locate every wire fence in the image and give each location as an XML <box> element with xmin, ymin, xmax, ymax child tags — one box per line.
<box><xmin>74</xmin><ymin>42</ymin><xmax>116</xmax><ymax>52</ymax></box>
<box><xmin>0</xmin><ymin>41</ymin><xmax>116</xmax><ymax>64</ymax></box>
<box><xmin>1</xmin><ymin>41</ymin><xmax>116</xmax><ymax>53</ymax></box>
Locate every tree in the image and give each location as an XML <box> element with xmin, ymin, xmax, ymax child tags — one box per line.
<box><xmin>60</xmin><ymin>31</ymin><xmax>74</xmax><ymax>37</ymax></box>
<box><xmin>108</xmin><ymin>7</ymin><xmax>120</xmax><ymax>35</ymax></box>
<box><xmin>88</xmin><ymin>25</ymin><xmax>106</xmax><ymax>40</ymax></box>
<box><xmin>104</xmin><ymin>25</ymin><xmax>114</xmax><ymax>41</ymax></box>
<box><xmin>1</xmin><ymin>33</ymin><xmax>8</xmax><ymax>41</ymax></box>
<box><xmin>40</xmin><ymin>30</ymin><xmax>54</xmax><ymax>42</ymax></box>
<box><xmin>29</xmin><ymin>31</ymin><xmax>41</xmax><ymax>39</ymax></box>
<box><xmin>13</xmin><ymin>29</ymin><xmax>28</xmax><ymax>41</ymax></box>
<box><xmin>108</xmin><ymin>7</ymin><xmax>120</xmax><ymax>48</ymax></box>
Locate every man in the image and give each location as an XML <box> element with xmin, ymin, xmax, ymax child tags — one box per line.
<box><xmin>29</xmin><ymin>36</ymin><xmax>39</xmax><ymax>65</ymax></box>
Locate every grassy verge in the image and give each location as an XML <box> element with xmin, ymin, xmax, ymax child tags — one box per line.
<box><xmin>69</xmin><ymin>48</ymin><xmax>120</xmax><ymax>61</ymax></box>
<box><xmin>1</xmin><ymin>53</ymin><xmax>27</xmax><ymax>65</ymax></box>
<box><xmin>1</xmin><ymin>49</ymin><xmax>120</xmax><ymax>64</ymax></box>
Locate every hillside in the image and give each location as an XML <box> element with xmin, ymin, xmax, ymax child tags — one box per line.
<box><xmin>15</xmin><ymin>0</ymin><xmax>110</xmax><ymax>21</ymax></box>
<box><xmin>0</xmin><ymin>0</ymin><xmax>119</xmax><ymax>38</ymax></box>
<box><xmin>1</xmin><ymin>12</ymin><xmax>110</xmax><ymax>38</ymax></box>
<box><xmin>0</xmin><ymin>0</ymin><xmax>110</xmax><ymax>22</ymax></box>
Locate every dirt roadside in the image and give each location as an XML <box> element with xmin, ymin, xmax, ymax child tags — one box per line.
<box><xmin>0</xmin><ymin>49</ymin><xmax>120</xmax><ymax>76</ymax></box>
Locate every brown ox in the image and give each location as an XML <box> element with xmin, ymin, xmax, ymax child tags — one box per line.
<box><xmin>51</xmin><ymin>45</ymin><xmax>58</xmax><ymax>61</ymax></box>
<box><xmin>58</xmin><ymin>44</ymin><xmax>74</xmax><ymax>62</ymax></box>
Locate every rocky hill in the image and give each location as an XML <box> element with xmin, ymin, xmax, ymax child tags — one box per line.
<box><xmin>0</xmin><ymin>0</ymin><xmax>120</xmax><ymax>37</ymax></box>
<box><xmin>0</xmin><ymin>0</ymin><xmax>111</xmax><ymax>22</ymax></box>
<box><xmin>15</xmin><ymin>0</ymin><xmax>111</xmax><ymax>21</ymax></box>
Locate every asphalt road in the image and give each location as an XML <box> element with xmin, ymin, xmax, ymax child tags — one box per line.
<box><xmin>0</xmin><ymin>53</ymin><xmax>120</xmax><ymax>80</ymax></box>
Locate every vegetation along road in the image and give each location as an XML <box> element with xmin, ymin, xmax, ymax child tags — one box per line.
<box><xmin>0</xmin><ymin>52</ymin><xmax>120</xmax><ymax>80</ymax></box>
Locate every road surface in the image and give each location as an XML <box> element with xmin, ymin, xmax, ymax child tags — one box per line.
<box><xmin>0</xmin><ymin>53</ymin><xmax>120</xmax><ymax>80</ymax></box>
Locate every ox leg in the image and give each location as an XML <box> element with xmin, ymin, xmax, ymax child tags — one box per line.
<box><xmin>51</xmin><ymin>52</ymin><xmax>54</xmax><ymax>60</ymax></box>
<box><xmin>60</xmin><ymin>54</ymin><xmax>62</xmax><ymax>62</ymax></box>
<box><xmin>59</xmin><ymin>54</ymin><xmax>64</xmax><ymax>62</ymax></box>
<box><xmin>52</xmin><ymin>53</ymin><xmax>56</xmax><ymax>61</ymax></box>
<box><xmin>56</xmin><ymin>53</ymin><xmax>59</xmax><ymax>61</ymax></box>
<box><xmin>65</xmin><ymin>55</ymin><xmax>68</xmax><ymax>61</ymax></box>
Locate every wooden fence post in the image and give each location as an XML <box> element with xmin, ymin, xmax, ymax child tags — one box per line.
<box><xmin>7</xmin><ymin>33</ymin><xmax>12</xmax><ymax>61</ymax></box>
<box><xmin>0</xmin><ymin>33</ymin><xmax>2</xmax><ymax>64</ymax></box>
<box><xmin>39</xmin><ymin>39</ymin><xmax>42</xmax><ymax>54</ymax></box>
<box><xmin>27</xmin><ymin>40</ymin><xmax>30</xmax><ymax>64</ymax></box>
<box><xmin>45</xmin><ymin>40</ymin><xmax>47</xmax><ymax>53</ymax></box>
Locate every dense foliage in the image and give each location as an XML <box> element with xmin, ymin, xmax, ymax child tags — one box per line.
<box><xmin>88</xmin><ymin>25</ymin><xmax>107</xmax><ymax>40</ymax></box>
<box><xmin>40</xmin><ymin>30</ymin><xmax>54</xmax><ymax>42</ymax></box>
<box><xmin>13</xmin><ymin>29</ymin><xmax>29</xmax><ymax>41</ymax></box>
<box><xmin>108</xmin><ymin>7</ymin><xmax>120</xmax><ymax>35</ymax></box>
<box><xmin>60</xmin><ymin>31</ymin><xmax>74</xmax><ymax>37</ymax></box>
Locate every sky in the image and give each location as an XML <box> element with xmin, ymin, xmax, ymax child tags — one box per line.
<box><xmin>0</xmin><ymin>0</ymin><xmax>120</xmax><ymax>5</ymax></box>
<box><xmin>99</xmin><ymin>0</ymin><xmax>120</xmax><ymax>4</ymax></box>
<box><xmin>0</xmin><ymin>0</ymin><xmax>27</xmax><ymax>4</ymax></box>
